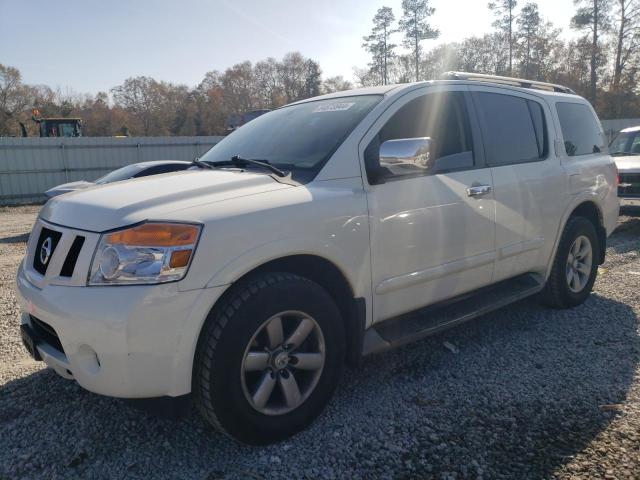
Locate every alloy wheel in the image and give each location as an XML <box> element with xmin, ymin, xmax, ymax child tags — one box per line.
<box><xmin>565</xmin><ymin>235</ymin><xmax>593</xmax><ymax>293</ymax></box>
<box><xmin>240</xmin><ymin>311</ymin><xmax>325</xmax><ymax>415</ymax></box>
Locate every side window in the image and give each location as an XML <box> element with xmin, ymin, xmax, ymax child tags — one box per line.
<box><xmin>473</xmin><ymin>92</ymin><xmax>546</xmax><ymax>166</ymax></box>
<box><xmin>556</xmin><ymin>102</ymin><xmax>604</xmax><ymax>156</ymax></box>
<box><xmin>364</xmin><ymin>91</ymin><xmax>474</xmax><ymax>181</ymax></box>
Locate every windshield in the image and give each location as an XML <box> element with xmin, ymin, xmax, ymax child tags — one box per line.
<box><xmin>610</xmin><ymin>130</ymin><xmax>640</xmax><ymax>155</ymax></box>
<box><xmin>200</xmin><ymin>95</ymin><xmax>382</xmax><ymax>178</ymax></box>
<box><xmin>95</xmin><ymin>164</ymin><xmax>147</xmax><ymax>184</ymax></box>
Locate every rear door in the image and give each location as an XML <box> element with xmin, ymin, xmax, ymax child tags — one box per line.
<box><xmin>469</xmin><ymin>87</ymin><xmax>566</xmax><ymax>281</ymax></box>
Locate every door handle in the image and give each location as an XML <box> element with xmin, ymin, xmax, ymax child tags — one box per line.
<box><xmin>466</xmin><ymin>185</ymin><xmax>493</xmax><ymax>197</ymax></box>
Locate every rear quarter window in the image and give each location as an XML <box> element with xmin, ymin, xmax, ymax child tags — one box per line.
<box><xmin>556</xmin><ymin>102</ymin><xmax>604</xmax><ymax>156</ymax></box>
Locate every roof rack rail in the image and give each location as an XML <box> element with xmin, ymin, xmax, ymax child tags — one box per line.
<box><xmin>440</xmin><ymin>71</ymin><xmax>576</xmax><ymax>95</ymax></box>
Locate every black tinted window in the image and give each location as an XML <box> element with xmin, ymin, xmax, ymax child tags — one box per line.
<box><xmin>134</xmin><ymin>164</ymin><xmax>189</xmax><ymax>177</ymax></box>
<box><xmin>528</xmin><ymin>101</ymin><xmax>547</xmax><ymax>157</ymax></box>
<box><xmin>365</xmin><ymin>92</ymin><xmax>474</xmax><ymax>180</ymax></box>
<box><xmin>95</xmin><ymin>164</ymin><xmax>147</xmax><ymax>184</ymax></box>
<box><xmin>474</xmin><ymin>92</ymin><xmax>543</xmax><ymax>165</ymax></box>
<box><xmin>556</xmin><ymin>102</ymin><xmax>604</xmax><ymax>156</ymax></box>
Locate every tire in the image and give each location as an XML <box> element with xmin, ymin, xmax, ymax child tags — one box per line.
<box><xmin>193</xmin><ymin>272</ymin><xmax>345</xmax><ymax>445</ymax></box>
<box><xmin>541</xmin><ymin>216</ymin><xmax>600</xmax><ymax>309</ymax></box>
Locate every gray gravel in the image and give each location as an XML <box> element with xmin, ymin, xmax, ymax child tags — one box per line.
<box><xmin>1</xmin><ymin>205</ymin><xmax>639</xmax><ymax>479</ymax></box>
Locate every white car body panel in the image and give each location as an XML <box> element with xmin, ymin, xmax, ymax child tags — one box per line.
<box><xmin>613</xmin><ymin>150</ymin><xmax>640</xmax><ymax>207</ymax></box>
<box><xmin>16</xmin><ymin>80</ymin><xmax>619</xmax><ymax>400</ymax></box>
<box><xmin>359</xmin><ymin>84</ymin><xmax>496</xmax><ymax>321</ymax></box>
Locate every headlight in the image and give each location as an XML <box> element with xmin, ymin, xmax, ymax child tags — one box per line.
<box><xmin>89</xmin><ymin>222</ymin><xmax>201</xmax><ymax>285</ymax></box>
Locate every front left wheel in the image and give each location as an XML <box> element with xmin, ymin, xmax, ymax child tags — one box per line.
<box><xmin>192</xmin><ymin>272</ymin><xmax>345</xmax><ymax>445</ymax></box>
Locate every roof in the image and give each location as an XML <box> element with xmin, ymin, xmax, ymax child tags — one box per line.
<box><xmin>621</xmin><ymin>126</ymin><xmax>640</xmax><ymax>133</ymax></box>
<box><xmin>293</xmin><ymin>75</ymin><xmax>582</xmax><ymax>107</ymax></box>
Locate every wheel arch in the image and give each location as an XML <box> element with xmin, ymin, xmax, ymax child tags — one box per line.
<box><xmin>202</xmin><ymin>254</ymin><xmax>366</xmax><ymax>366</ymax></box>
<box><xmin>554</xmin><ymin>200</ymin><xmax>607</xmax><ymax>268</ymax></box>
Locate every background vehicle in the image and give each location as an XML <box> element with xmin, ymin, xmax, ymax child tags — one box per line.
<box><xmin>17</xmin><ymin>73</ymin><xmax>618</xmax><ymax>445</ymax></box>
<box><xmin>610</xmin><ymin>126</ymin><xmax>640</xmax><ymax>207</ymax></box>
<box><xmin>20</xmin><ymin>109</ymin><xmax>84</xmax><ymax>138</ymax></box>
<box><xmin>44</xmin><ymin>160</ymin><xmax>191</xmax><ymax>197</ymax></box>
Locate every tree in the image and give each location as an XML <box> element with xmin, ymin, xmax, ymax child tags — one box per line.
<box><xmin>398</xmin><ymin>0</ymin><xmax>439</xmax><ymax>81</ymax></box>
<box><xmin>322</xmin><ymin>76</ymin><xmax>353</xmax><ymax>93</ymax></box>
<box><xmin>0</xmin><ymin>64</ymin><xmax>31</xmax><ymax>136</ymax></box>
<box><xmin>531</xmin><ymin>21</ymin><xmax>565</xmax><ymax>82</ymax></box>
<box><xmin>303</xmin><ymin>60</ymin><xmax>322</xmax><ymax>98</ymax></box>
<box><xmin>458</xmin><ymin>34</ymin><xmax>507</xmax><ymax>74</ymax></box>
<box><xmin>572</xmin><ymin>0</ymin><xmax>612</xmax><ymax>102</ymax></box>
<box><xmin>362</xmin><ymin>6</ymin><xmax>397</xmax><ymax>85</ymax></box>
<box><xmin>612</xmin><ymin>0</ymin><xmax>640</xmax><ymax>93</ymax></box>
<box><xmin>488</xmin><ymin>0</ymin><xmax>518</xmax><ymax>75</ymax></box>
<box><xmin>420</xmin><ymin>43</ymin><xmax>461</xmax><ymax>79</ymax></box>
<box><xmin>516</xmin><ymin>2</ymin><xmax>541</xmax><ymax>78</ymax></box>
<box><xmin>111</xmin><ymin>76</ymin><xmax>160</xmax><ymax>135</ymax></box>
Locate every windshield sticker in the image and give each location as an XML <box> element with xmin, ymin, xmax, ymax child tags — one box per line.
<box><xmin>313</xmin><ymin>102</ymin><xmax>355</xmax><ymax>113</ymax></box>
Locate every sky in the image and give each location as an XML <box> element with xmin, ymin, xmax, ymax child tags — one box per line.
<box><xmin>0</xmin><ymin>0</ymin><xmax>577</xmax><ymax>95</ymax></box>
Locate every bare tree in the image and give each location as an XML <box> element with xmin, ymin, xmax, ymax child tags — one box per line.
<box><xmin>322</xmin><ymin>76</ymin><xmax>353</xmax><ymax>93</ymax></box>
<box><xmin>0</xmin><ymin>64</ymin><xmax>30</xmax><ymax>136</ymax></box>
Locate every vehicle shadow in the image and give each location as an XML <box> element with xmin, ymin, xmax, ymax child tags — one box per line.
<box><xmin>0</xmin><ymin>293</ymin><xmax>637</xmax><ymax>479</ymax></box>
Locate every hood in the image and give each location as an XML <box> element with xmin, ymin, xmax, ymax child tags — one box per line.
<box><xmin>44</xmin><ymin>180</ymin><xmax>94</xmax><ymax>198</ymax></box>
<box><xmin>40</xmin><ymin>169</ymin><xmax>293</xmax><ymax>231</ymax></box>
<box><xmin>614</xmin><ymin>155</ymin><xmax>640</xmax><ymax>172</ymax></box>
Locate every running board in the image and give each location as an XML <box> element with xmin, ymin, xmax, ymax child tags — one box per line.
<box><xmin>362</xmin><ymin>273</ymin><xmax>544</xmax><ymax>356</ymax></box>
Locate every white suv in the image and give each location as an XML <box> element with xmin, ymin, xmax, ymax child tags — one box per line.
<box><xmin>16</xmin><ymin>73</ymin><xmax>619</xmax><ymax>444</ymax></box>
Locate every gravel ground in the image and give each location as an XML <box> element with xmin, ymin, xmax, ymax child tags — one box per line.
<box><xmin>1</xmin><ymin>205</ymin><xmax>639</xmax><ymax>480</ymax></box>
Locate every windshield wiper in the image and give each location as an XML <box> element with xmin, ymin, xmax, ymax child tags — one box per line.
<box><xmin>212</xmin><ymin>155</ymin><xmax>287</xmax><ymax>177</ymax></box>
<box><xmin>190</xmin><ymin>157</ymin><xmax>214</xmax><ymax>169</ymax></box>
<box><xmin>611</xmin><ymin>152</ymin><xmax>634</xmax><ymax>157</ymax></box>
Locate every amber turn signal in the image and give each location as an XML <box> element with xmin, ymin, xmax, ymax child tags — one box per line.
<box><xmin>106</xmin><ymin>223</ymin><xmax>200</xmax><ymax>247</ymax></box>
<box><xmin>169</xmin><ymin>249</ymin><xmax>192</xmax><ymax>268</ymax></box>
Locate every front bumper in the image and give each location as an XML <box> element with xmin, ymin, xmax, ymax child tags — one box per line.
<box><xmin>620</xmin><ymin>196</ymin><xmax>640</xmax><ymax>207</ymax></box>
<box><xmin>16</xmin><ymin>262</ymin><xmax>225</xmax><ymax>398</ymax></box>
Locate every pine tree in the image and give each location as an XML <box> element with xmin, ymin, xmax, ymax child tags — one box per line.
<box><xmin>398</xmin><ymin>0</ymin><xmax>439</xmax><ymax>82</ymax></box>
<box><xmin>362</xmin><ymin>7</ymin><xmax>397</xmax><ymax>85</ymax></box>
<box><xmin>571</xmin><ymin>0</ymin><xmax>612</xmax><ymax>103</ymax></box>
<box><xmin>517</xmin><ymin>2</ymin><xmax>541</xmax><ymax>78</ymax></box>
<box><xmin>488</xmin><ymin>0</ymin><xmax>518</xmax><ymax>75</ymax></box>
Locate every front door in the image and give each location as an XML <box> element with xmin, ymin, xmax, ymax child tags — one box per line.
<box><xmin>362</xmin><ymin>86</ymin><xmax>497</xmax><ymax>322</ymax></box>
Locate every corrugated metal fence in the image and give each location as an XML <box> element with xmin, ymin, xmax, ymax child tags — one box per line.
<box><xmin>0</xmin><ymin>136</ymin><xmax>223</xmax><ymax>205</ymax></box>
<box><xmin>1</xmin><ymin>120</ymin><xmax>639</xmax><ymax>206</ymax></box>
<box><xmin>601</xmin><ymin>118</ymin><xmax>640</xmax><ymax>140</ymax></box>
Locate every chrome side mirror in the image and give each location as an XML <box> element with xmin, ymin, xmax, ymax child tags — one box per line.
<box><xmin>379</xmin><ymin>137</ymin><xmax>433</xmax><ymax>170</ymax></box>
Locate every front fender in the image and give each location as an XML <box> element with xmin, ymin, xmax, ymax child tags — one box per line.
<box><xmin>204</xmin><ymin>235</ymin><xmax>369</xmax><ymax>299</ymax></box>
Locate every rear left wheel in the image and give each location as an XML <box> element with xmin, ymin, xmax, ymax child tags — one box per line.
<box><xmin>541</xmin><ymin>216</ymin><xmax>600</xmax><ymax>309</ymax></box>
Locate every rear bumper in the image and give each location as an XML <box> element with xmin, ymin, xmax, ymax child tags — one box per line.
<box><xmin>16</xmin><ymin>262</ymin><xmax>225</xmax><ymax>398</ymax></box>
